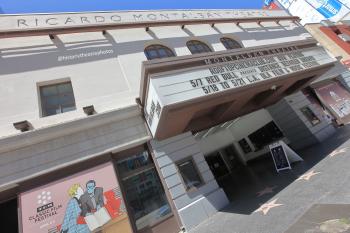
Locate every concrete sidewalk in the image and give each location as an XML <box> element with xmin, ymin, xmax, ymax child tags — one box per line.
<box><xmin>190</xmin><ymin>125</ymin><xmax>350</xmax><ymax>233</ymax></box>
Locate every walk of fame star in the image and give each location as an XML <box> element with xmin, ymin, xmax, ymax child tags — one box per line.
<box><xmin>256</xmin><ymin>186</ymin><xmax>277</xmax><ymax>197</ymax></box>
<box><xmin>297</xmin><ymin>170</ymin><xmax>320</xmax><ymax>181</ymax></box>
<box><xmin>254</xmin><ymin>199</ymin><xmax>283</xmax><ymax>215</ymax></box>
<box><xmin>329</xmin><ymin>147</ymin><xmax>348</xmax><ymax>157</ymax></box>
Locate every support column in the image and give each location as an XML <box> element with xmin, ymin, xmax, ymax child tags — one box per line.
<box><xmin>149</xmin><ymin>132</ymin><xmax>229</xmax><ymax>231</ymax></box>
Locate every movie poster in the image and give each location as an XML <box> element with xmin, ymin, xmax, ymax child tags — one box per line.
<box><xmin>19</xmin><ymin>163</ymin><xmax>132</xmax><ymax>233</ymax></box>
<box><xmin>314</xmin><ymin>81</ymin><xmax>350</xmax><ymax>124</ymax></box>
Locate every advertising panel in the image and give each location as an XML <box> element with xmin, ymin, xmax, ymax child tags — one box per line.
<box><xmin>314</xmin><ymin>81</ymin><xmax>350</xmax><ymax>124</ymax></box>
<box><xmin>288</xmin><ymin>0</ymin><xmax>326</xmax><ymax>24</ymax></box>
<box><xmin>269</xmin><ymin>141</ymin><xmax>291</xmax><ymax>172</ymax></box>
<box><xmin>305</xmin><ymin>0</ymin><xmax>350</xmax><ymax>21</ymax></box>
<box><xmin>276</xmin><ymin>0</ymin><xmax>350</xmax><ymax>24</ymax></box>
<box><xmin>19</xmin><ymin>163</ymin><xmax>132</xmax><ymax>233</ymax></box>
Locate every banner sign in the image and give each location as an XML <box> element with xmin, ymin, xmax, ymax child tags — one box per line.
<box><xmin>19</xmin><ymin>163</ymin><xmax>132</xmax><ymax>233</ymax></box>
<box><xmin>305</xmin><ymin>0</ymin><xmax>349</xmax><ymax>21</ymax></box>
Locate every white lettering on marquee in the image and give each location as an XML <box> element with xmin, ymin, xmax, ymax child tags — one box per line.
<box><xmin>147</xmin><ymin>46</ymin><xmax>334</xmax><ymax>107</ymax></box>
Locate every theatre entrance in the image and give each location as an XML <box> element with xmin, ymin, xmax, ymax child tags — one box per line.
<box><xmin>204</xmin><ymin>145</ymin><xmax>249</xmax><ymax>200</ymax></box>
<box><xmin>204</xmin><ymin>142</ymin><xmax>279</xmax><ymax>202</ymax></box>
<box><xmin>205</xmin><ymin>152</ymin><xmax>230</xmax><ymax>180</ymax></box>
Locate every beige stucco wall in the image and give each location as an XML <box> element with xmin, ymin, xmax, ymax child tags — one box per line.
<box><xmin>305</xmin><ymin>23</ymin><xmax>350</xmax><ymax>62</ymax></box>
<box><xmin>0</xmin><ymin>18</ymin><xmax>310</xmax><ymax>138</ymax></box>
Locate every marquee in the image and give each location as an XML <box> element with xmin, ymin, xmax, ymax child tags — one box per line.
<box><xmin>140</xmin><ymin>40</ymin><xmax>336</xmax><ymax>139</ymax></box>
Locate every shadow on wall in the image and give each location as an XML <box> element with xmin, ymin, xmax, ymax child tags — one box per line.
<box><xmin>217</xmin><ymin>124</ymin><xmax>350</xmax><ymax>215</ymax></box>
<box><xmin>0</xmin><ymin>35</ymin><xmax>119</xmax><ymax>75</ymax></box>
<box><xmin>0</xmin><ymin>22</ymin><xmax>305</xmax><ymax>75</ymax></box>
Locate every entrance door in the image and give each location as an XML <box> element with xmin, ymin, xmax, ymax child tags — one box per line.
<box><xmin>205</xmin><ymin>152</ymin><xmax>230</xmax><ymax>180</ymax></box>
<box><xmin>223</xmin><ymin>145</ymin><xmax>243</xmax><ymax>171</ymax></box>
<box><xmin>0</xmin><ymin>198</ymin><xmax>18</xmax><ymax>233</ymax></box>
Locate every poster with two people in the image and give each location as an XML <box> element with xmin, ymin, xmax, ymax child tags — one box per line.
<box><xmin>20</xmin><ymin>163</ymin><xmax>132</xmax><ymax>233</ymax></box>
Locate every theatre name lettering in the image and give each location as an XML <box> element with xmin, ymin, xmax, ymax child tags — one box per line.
<box><xmin>0</xmin><ymin>10</ymin><xmax>287</xmax><ymax>31</ymax></box>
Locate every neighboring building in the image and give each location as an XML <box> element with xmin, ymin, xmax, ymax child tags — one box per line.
<box><xmin>0</xmin><ymin>9</ymin><xmax>337</xmax><ymax>233</ymax></box>
<box><xmin>270</xmin><ymin>0</ymin><xmax>350</xmax><ymax>25</ymax></box>
<box><xmin>304</xmin><ymin>21</ymin><xmax>350</xmax><ymax>124</ymax></box>
<box><xmin>266</xmin><ymin>0</ymin><xmax>350</xmax><ymax>125</ymax></box>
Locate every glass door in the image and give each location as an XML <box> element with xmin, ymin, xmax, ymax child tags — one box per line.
<box><xmin>115</xmin><ymin>150</ymin><xmax>172</xmax><ymax>232</ymax></box>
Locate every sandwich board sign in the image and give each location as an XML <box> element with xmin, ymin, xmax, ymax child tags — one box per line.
<box><xmin>269</xmin><ymin>140</ymin><xmax>303</xmax><ymax>172</ymax></box>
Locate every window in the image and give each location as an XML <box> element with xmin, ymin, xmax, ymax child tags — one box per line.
<box><xmin>301</xmin><ymin>106</ymin><xmax>321</xmax><ymax>126</ymax></box>
<box><xmin>144</xmin><ymin>44</ymin><xmax>175</xmax><ymax>60</ymax></box>
<box><xmin>248</xmin><ymin>121</ymin><xmax>284</xmax><ymax>151</ymax></box>
<box><xmin>116</xmin><ymin>151</ymin><xmax>171</xmax><ymax>230</ymax></box>
<box><xmin>176</xmin><ymin>158</ymin><xmax>203</xmax><ymax>191</ymax></box>
<box><xmin>220</xmin><ymin>37</ymin><xmax>242</xmax><ymax>50</ymax></box>
<box><xmin>40</xmin><ymin>82</ymin><xmax>76</xmax><ymax>117</ymax></box>
<box><xmin>186</xmin><ymin>40</ymin><xmax>212</xmax><ymax>54</ymax></box>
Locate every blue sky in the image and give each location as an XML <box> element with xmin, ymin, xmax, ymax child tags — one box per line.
<box><xmin>0</xmin><ymin>0</ymin><xmax>264</xmax><ymax>14</ymax></box>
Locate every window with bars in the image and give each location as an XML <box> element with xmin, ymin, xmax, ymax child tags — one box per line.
<box><xmin>186</xmin><ymin>40</ymin><xmax>212</xmax><ymax>54</ymax></box>
<box><xmin>144</xmin><ymin>44</ymin><xmax>175</xmax><ymax>60</ymax></box>
<box><xmin>220</xmin><ymin>37</ymin><xmax>242</xmax><ymax>50</ymax></box>
<box><xmin>39</xmin><ymin>82</ymin><xmax>76</xmax><ymax>117</ymax></box>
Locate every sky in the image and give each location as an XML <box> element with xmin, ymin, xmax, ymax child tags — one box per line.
<box><xmin>0</xmin><ymin>0</ymin><xmax>264</xmax><ymax>14</ymax></box>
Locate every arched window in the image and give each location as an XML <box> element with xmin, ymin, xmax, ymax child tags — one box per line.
<box><xmin>144</xmin><ymin>44</ymin><xmax>175</xmax><ymax>60</ymax></box>
<box><xmin>186</xmin><ymin>40</ymin><xmax>212</xmax><ymax>54</ymax></box>
<box><xmin>220</xmin><ymin>37</ymin><xmax>242</xmax><ymax>50</ymax></box>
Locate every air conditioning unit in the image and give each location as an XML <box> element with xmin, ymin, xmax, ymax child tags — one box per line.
<box><xmin>338</xmin><ymin>33</ymin><xmax>350</xmax><ymax>42</ymax></box>
<box><xmin>320</xmin><ymin>20</ymin><xmax>335</xmax><ymax>27</ymax></box>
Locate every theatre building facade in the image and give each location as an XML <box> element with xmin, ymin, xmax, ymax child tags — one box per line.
<box><xmin>0</xmin><ymin>9</ymin><xmax>338</xmax><ymax>233</ymax></box>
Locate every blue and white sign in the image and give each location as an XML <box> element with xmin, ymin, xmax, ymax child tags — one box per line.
<box><xmin>278</xmin><ymin>0</ymin><xmax>294</xmax><ymax>9</ymax></box>
<box><xmin>305</xmin><ymin>0</ymin><xmax>350</xmax><ymax>21</ymax></box>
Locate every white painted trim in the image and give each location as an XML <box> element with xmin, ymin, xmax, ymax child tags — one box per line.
<box><xmin>0</xmin><ymin>105</ymin><xmax>143</xmax><ymax>154</ymax></box>
<box><xmin>0</xmin><ymin>135</ymin><xmax>151</xmax><ymax>190</ymax></box>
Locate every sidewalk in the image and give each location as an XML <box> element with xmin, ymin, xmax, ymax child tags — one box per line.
<box><xmin>190</xmin><ymin>125</ymin><xmax>350</xmax><ymax>233</ymax></box>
